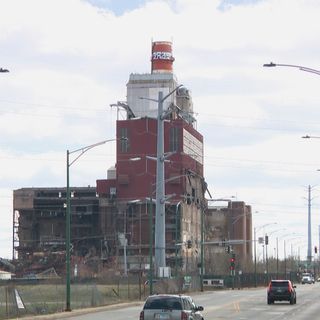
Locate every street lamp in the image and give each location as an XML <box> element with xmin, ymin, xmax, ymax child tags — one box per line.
<box><xmin>65</xmin><ymin>138</ymin><xmax>118</xmax><ymax>311</ymax></box>
<box><xmin>264</xmin><ymin>62</ymin><xmax>320</xmax><ymax>273</ymax></box>
<box><xmin>141</xmin><ymin>84</ymin><xmax>183</xmax><ymax>276</ymax></box>
<box><xmin>302</xmin><ymin>135</ymin><xmax>320</xmax><ymax>139</ymax></box>
<box><xmin>265</xmin><ymin>228</ymin><xmax>286</xmax><ymax>279</ymax></box>
<box><xmin>200</xmin><ymin>201</ymin><xmax>206</xmax><ymax>292</ymax></box>
<box><xmin>254</xmin><ymin>222</ymin><xmax>277</xmax><ymax>287</ymax></box>
<box><xmin>175</xmin><ymin>201</ymin><xmax>182</xmax><ymax>277</ymax></box>
<box><xmin>277</xmin><ymin>233</ymin><xmax>295</xmax><ymax>279</ymax></box>
<box><xmin>263</xmin><ymin>62</ymin><xmax>320</xmax><ymax>76</ymax></box>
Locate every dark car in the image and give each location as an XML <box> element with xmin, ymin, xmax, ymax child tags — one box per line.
<box><xmin>139</xmin><ymin>294</ymin><xmax>204</xmax><ymax>320</ymax></box>
<box><xmin>267</xmin><ymin>280</ymin><xmax>296</xmax><ymax>305</ymax></box>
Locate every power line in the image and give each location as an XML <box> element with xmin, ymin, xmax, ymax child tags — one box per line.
<box><xmin>0</xmin><ymin>99</ymin><xmax>106</xmax><ymax>112</ymax></box>
<box><xmin>1</xmin><ymin>99</ymin><xmax>320</xmax><ymax>134</ymax></box>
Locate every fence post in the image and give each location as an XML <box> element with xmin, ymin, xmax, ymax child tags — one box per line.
<box><xmin>5</xmin><ymin>286</ymin><xmax>8</xmax><ymax>318</ymax></box>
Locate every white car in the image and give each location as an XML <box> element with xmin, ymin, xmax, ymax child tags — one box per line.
<box><xmin>301</xmin><ymin>275</ymin><xmax>313</xmax><ymax>284</ymax></box>
<box><xmin>140</xmin><ymin>294</ymin><xmax>205</xmax><ymax>320</ymax></box>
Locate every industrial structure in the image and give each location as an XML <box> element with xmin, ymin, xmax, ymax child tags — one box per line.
<box><xmin>13</xmin><ymin>187</ymin><xmax>100</xmax><ymax>274</ymax></box>
<box><xmin>12</xmin><ymin>41</ymin><xmax>252</xmax><ymax>278</ymax></box>
<box><xmin>206</xmin><ymin>201</ymin><xmax>252</xmax><ymax>273</ymax></box>
<box><xmin>96</xmin><ymin>40</ymin><xmax>204</xmax><ymax>277</ymax></box>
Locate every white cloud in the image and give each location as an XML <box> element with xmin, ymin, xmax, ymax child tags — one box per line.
<box><xmin>0</xmin><ymin>0</ymin><xmax>319</xmax><ymax>260</ymax></box>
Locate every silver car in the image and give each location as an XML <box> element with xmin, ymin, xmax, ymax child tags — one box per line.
<box><xmin>301</xmin><ymin>275</ymin><xmax>313</xmax><ymax>284</ymax></box>
<box><xmin>139</xmin><ymin>294</ymin><xmax>204</xmax><ymax>320</ymax></box>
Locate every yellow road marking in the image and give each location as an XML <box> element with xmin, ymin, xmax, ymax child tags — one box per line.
<box><xmin>204</xmin><ymin>298</ymin><xmax>246</xmax><ymax>313</ymax></box>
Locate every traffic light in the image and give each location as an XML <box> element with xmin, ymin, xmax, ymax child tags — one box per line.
<box><xmin>187</xmin><ymin>240</ymin><xmax>192</xmax><ymax>249</ymax></box>
<box><xmin>315</xmin><ymin>246</ymin><xmax>318</xmax><ymax>254</ymax></box>
<box><xmin>265</xmin><ymin>235</ymin><xmax>269</xmax><ymax>245</ymax></box>
<box><xmin>230</xmin><ymin>253</ymin><xmax>236</xmax><ymax>270</ymax></box>
<box><xmin>225</xmin><ymin>245</ymin><xmax>231</xmax><ymax>253</ymax></box>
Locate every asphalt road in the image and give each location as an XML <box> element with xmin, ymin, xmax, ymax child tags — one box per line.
<box><xmin>45</xmin><ymin>282</ymin><xmax>320</xmax><ymax>320</ymax></box>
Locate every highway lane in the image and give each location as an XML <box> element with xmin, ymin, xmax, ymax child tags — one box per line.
<box><xmin>196</xmin><ymin>283</ymin><xmax>320</xmax><ymax>320</ymax></box>
<box><xmin>58</xmin><ymin>282</ymin><xmax>320</xmax><ymax>320</ymax></box>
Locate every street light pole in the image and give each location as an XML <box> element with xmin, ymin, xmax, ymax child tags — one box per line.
<box><xmin>265</xmin><ymin>64</ymin><xmax>320</xmax><ymax>272</ymax></box>
<box><xmin>254</xmin><ymin>227</ymin><xmax>257</xmax><ymax>287</ymax></box>
<box><xmin>66</xmin><ymin>150</ymin><xmax>71</xmax><ymax>311</ymax></box>
<box><xmin>200</xmin><ymin>202</ymin><xmax>205</xmax><ymax>292</ymax></box>
<box><xmin>254</xmin><ymin>222</ymin><xmax>277</xmax><ymax>287</ymax></box>
<box><xmin>276</xmin><ymin>237</ymin><xmax>279</xmax><ymax>279</ymax></box>
<box><xmin>153</xmin><ymin>85</ymin><xmax>183</xmax><ymax>275</ymax></box>
<box><xmin>148</xmin><ymin>197</ymin><xmax>154</xmax><ymax>295</ymax></box>
<box><xmin>65</xmin><ymin>138</ymin><xmax>118</xmax><ymax>312</ymax></box>
<box><xmin>265</xmin><ymin>233</ymin><xmax>269</xmax><ymax>280</ymax></box>
<box><xmin>155</xmin><ymin>90</ymin><xmax>166</xmax><ymax>273</ymax></box>
<box><xmin>175</xmin><ymin>201</ymin><xmax>182</xmax><ymax>277</ymax></box>
<box><xmin>284</xmin><ymin>239</ymin><xmax>287</xmax><ymax>278</ymax></box>
<box><xmin>263</xmin><ymin>62</ymin><xmax>320</xmax><ymax>76</ymax></box>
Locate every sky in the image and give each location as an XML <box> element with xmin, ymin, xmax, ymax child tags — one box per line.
<box><xmin>1</xmin><ymin>0</ymin><xmax>320</xmax><ymax>262</ymax></box>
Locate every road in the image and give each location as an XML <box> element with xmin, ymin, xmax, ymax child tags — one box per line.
<box><xmin>59</xmin><ymin>283</ymin><xmax>320</xmax><ymax>320</ymax></box>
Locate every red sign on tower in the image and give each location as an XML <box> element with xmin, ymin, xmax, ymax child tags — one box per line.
<box><xmin>151</xmin><ymin>41</ymin><xmax>175</xmax><ymax>73</ymax></box>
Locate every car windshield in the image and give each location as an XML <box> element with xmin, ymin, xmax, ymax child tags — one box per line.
<box><xmin>144</xmin><ymin>296</ymin><xmax>182</xmax><ymax>310</ymax></box>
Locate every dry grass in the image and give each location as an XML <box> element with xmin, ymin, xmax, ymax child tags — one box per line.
<box><xmin>0</xmin><ymin>282</ymin><xmax>143</xmax><ymax>319</ymax></box>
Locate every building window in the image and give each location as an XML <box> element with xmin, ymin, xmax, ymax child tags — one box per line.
<box><xmin>192</xmin><ymin>188</ymin><xmax>196</xmax><ymax>202</ymax></box>
<box><xmin>170</xmin><ymin>127</ymin><xmax>179</xmax><ymax>152</ymax></box>
<box><xmin>120</xmin><ymin>127</ymin><xmax>129</xmax><ymax>153</ymax></box>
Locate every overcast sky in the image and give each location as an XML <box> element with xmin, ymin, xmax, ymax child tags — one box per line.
<box><xmin>1</xmin><ymin>0</ymin><xmax>320</xmax><ymax>262</ymax></box>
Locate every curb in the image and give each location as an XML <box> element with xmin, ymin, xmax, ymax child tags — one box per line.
<box><xmin>11</xmin><ymin>301</ymin><xmax>143</xmax><ymax>320</ymax></box>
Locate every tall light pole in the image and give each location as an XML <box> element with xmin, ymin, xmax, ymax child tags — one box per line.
<box><xmin>66</xmin><ymin>138</ymin><xmax>118</xmax><ymax>311</ymax></box>
<box><xmin>148</xmin><ymin>197</ymin><xmax>155</xmax><ymax>294</ymax></box>
<box><xmin>254</xmin><ymin>223</ymin><xmax>277</xmax><ymax>287</ymax></box>
<box><xmin>302</xmin><ymin>137</ymin><xmax>320</xmax><ymax>268</ymax></box>
<box><xmin>254</xmin><ymin>227</ymin><xmax>257</xmax><ymax>287</ymax></box>
<box><xmin>141</xmin><ymin>85</ymin><xmax>183</xmax><ymax>275</ymax></box>
<box><xmin>1</xmin><ymin>67</ymin><xmax>14</xmax><ymax>260</ymax></box>
<box><xmin>265</xmin><ymin>62</ymin><xmax>320</xmax><ymax>271</ymax></box>
<box><xmin>263</xmin><ymin>62</ymin><xmax>320</xmax><ymax>76</ymax></box>
<box><xmin>307</xmin><ymin>185</ymin><xmax>312</xmax><ymax>266</ymax></box>
<box><xmin>155</xmin><ymin>85</ymin><xmax>183</xmax><ymax>274</ymax></box>
<box><xmin>200</xmin><ymin>201</ymin><xmax>205</xmax><ymax>292</ymax></box>
<box><xmin>266</xmin><ymin>228</ymin><xmax>286</xmax><ymax>278</ymax></box>
<box><xmin>175</xmin><ymin>201</ymin><xmax>182</xmax><ymax>277</ymax></box>
<box><xmin>276</xmin><ymin>237</ymin><xmax>279</xmax><ymax>279</ymax></box>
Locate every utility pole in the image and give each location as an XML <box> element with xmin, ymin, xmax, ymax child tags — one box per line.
<box><xmin>200</xmin><ymin>203</ymin><xmax>204</xmax><ymax>292</ymax></box>
<box><xmin>65</xmin><ymin>138</ymin><xmax>119</xmax><ymax>311</ymax></box>
<box><xmin>307</xmin><ymin>185</ymin><xmax>312</xmax><ymax>266</ymax></box>
<box><xmin>318</xmin><ymin>225</ymin><xmax>320</xmax><ymax>266</ymax></box>
<box><xmin>276</xmin><ymin>237</ymin><xmax>279</xmax><ymax>279</ymax></box>
<box><xmin>155</xmin><ymin>91</ymin><xmax>166</xmax><ymax>272</ymax></box>
<box><xmin>154</xmin><ymin>85</ymin><xmax>182</xmax><ymax>275</ymax></box>
<box><xmin>254</xmin><ymin>227</ymin><xmax>257</xmax><ymax>287</ymax></box>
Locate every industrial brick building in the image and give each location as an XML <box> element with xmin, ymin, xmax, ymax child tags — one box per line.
<box><xmin>12</xmin><ymin>41</ymin><xmax>252</xmax><ymax>277</ymax></box>
<box><xmin>13</xmin><ymin>187</ymin><xmax>99</xmax><ymax>258</ymax></box>
<box><xmin>206</xmin><ymin>201</ymin><xmax>252</xmax><ymax>274</ymax></box>
<box><xmin>96</xmin><ymin>41</ymin><xmax>205</xmax><ymax>276</ymax></box>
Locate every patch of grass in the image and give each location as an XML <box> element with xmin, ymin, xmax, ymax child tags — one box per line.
<box><xmin>0</xmin><ymin>283</ymin><xmax>142</xmax><ymax>319</ymax></box>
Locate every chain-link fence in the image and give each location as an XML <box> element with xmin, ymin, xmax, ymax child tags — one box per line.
<box><xmin>0</xmin><ymin>271</ymin><xmax>298</xmax><ymax>319</ymax></box>
<box><xmin>0</xmin><ymin>275</ymin><xmax>146</xmax><ymax>319</ymax></box>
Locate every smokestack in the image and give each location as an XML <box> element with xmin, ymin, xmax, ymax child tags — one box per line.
<box><xmin>151</xmin><ymin>41</ymin><xmax>175</xmax><ymax>74</ymax></box>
